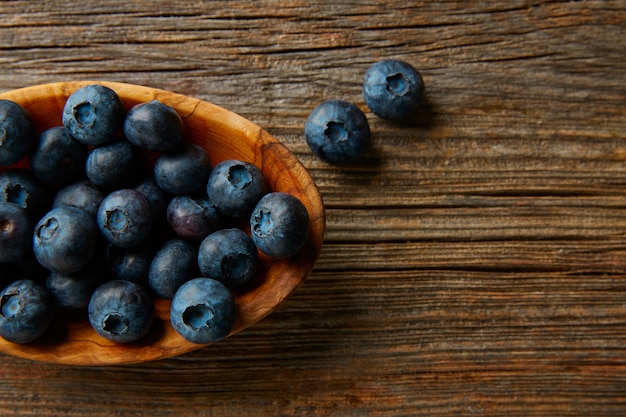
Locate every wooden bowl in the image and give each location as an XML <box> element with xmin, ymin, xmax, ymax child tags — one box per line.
<box><xmin>0</xmin><ymin>81</ymin><xmax>325</xmax><ymax>366</ymax></box>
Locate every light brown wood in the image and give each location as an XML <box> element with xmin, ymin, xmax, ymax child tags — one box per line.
<box><xmin>0</xmin><ymin>81</ymin><xmax>325</xmax><ymax>365</ymax></box>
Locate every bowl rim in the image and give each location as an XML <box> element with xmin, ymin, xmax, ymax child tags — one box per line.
<box><xmin>0</xmin><ymin>81</ymin><xmax>326</xmax><ymax>365</ymax></box>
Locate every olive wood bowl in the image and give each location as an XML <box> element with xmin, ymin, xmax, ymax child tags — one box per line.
<box><xmin>0</xmin><ymin>81</ymin><xmax>325</xmax><ymax>366</ymax></box>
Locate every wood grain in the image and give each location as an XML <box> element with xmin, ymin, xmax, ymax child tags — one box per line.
<box><xmin>0</xmin><ymin>0</ymin><xmax>625</xmax><ymax>415</ymax></box>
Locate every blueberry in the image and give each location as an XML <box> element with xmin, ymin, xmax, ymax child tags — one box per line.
<box><xmin>52</xmin><ymin>179</ymin><xmax>104</xmax><ymax>218</ymax></box>
<box><xmin>104</xmin><ymin>240</ymin><xmax>155</xmax><ymax>284</ymax></box>
<box><xmin>304</xmin><ymin>100</ymin><xmax>371</xmax><ymax>165</ymax></box>
<box><xmin>170</xmin><ymin>277</ymin><xmax>235</xmax><ymax>344</ymax></box>
<box><xmin>86</xmin><ymin>140</ymin><xmax>140</xmax><ymax>189</ymax></box>
<box><xmin>206</xmin><ymin>159</ymin><xmax>267</xmax><ymax>219</ymax></box>
<box><xmin>148</xmin><ymin>239</ymin><xmax>197</xmax><ymax>299</ymax></box>
<box><xmin>154</xmin><ymin>143</ymin><xmax>211</xmax><ymax>195</ymax></box>
<box><xmin>30</xmin><ymin>126</ymin><xmax>88</xmax><ymax>185</ymax></box>
<box><xmin>0</xmin><ymin>202</ymin><xmax>33</xmax><ymax>263</ymax></box>
<box><xmin>88</xmin><ymin>280</ymin><xmax>154</xmax><ymax>343</ymax></box>
<box><xmin>46</xmin><ymin>264</ymin><xmax>102</xmax><ymax>310</ymax></box>
<box><xmin>62</xmin><ymin>84</ymin><xmax>124</xmax><ymax>146</ymax></box>
<box><xmin>0</xmin><ymin>169</ymin><xmax>51</xmax><ymax>221</ymax></box>
<box><xmin>0</xmin><ymin>100</ymin><xmax>37</xmax><ymax>166</ymax></box>
<box><xmin>0</xmin><ymin>279</ymin><xmax>54</xmax><ymax>343</ymax></box>
<box><xmin>133</xmin><ymin>177</ymin><xmax>172</xmax><ymax>219</ymax></box>
<box><xmin>363</xmin><ymin>59</ymin><xmax>424</xmax><ymax>121</ymax></box>
<box><xmin>97</xmin><ymin>189</ymin><xmax>154</xmax><ymax>248</ymax></box>
<box><xmin>250</xmin><ymin>192</ymin><xmax>310</xmax><ymax>259</ymax></box>
<box><xmin>166</xmin><ymin>195</ymin><xmax>223</xmax><ymax>243</ymax></box>
<box><xmin>33</xmin><ymin>206</ymin><xmax>99</xmax><ymax>274</ymax></box>
<box><xmin>198</xmin><ymin>228</ymin><xmax>259</xmax><ymax>289</ymax></box>
<box><xmin>123</xmin><ymin>100</ymin><xmax>183</xmax><ymax>152</ymax></box>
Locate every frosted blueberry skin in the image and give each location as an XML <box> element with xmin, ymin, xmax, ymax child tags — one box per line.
<box><xmin>30</xmin><ymin>126</ymin><xmax>88</xmax><ymax>185</ymax></box>
<box><xmin>304</xmin><ymin>99</ymin><xmax>371</xmax><ymax>166</ymax></box>
<box><xmin>154</xmin><ymin>143</ymin><xmax>211</xmax><ymax>195</ymax></box>
<box><xmin>86</xmin><ymin>140</ymin><xmax>140</xmax><ymax>189</ymax></box>
<box><xmin>0</xmin><ymin>99</ymin><xmax>37</xmax><ymax>166</ymax></box>
<box><xmin>88</xmin><ymin>280</ymin><xmax>154</xmax><ymax>343</ymax></box>
<box><xmin>0</xmin><ymin>169</ymin><xmax>51</xmax><ymax>221</ymax></box>
<box><xmin>46</xmin><ymin>264</ymin><xmax>103</xmax><ymax>310</ymax></box>
<box><xmin>97</xmin><ymin>189</ymin><xmax>154</xmax><ymax>248</ymax></box>
<box><xmin>250</xmin><ymin>192</ymin><xmax>310</xmax><ymax>259</ymax></box>
<box><xmin>0</xmin><ymin>202</ymin><xmax>33</xmax><ymax>263</ymax></box>
<box><xmin>206</xmin><ymin>159</ymin><xmax>267</xmax><ymax>219</ymax></box>
<box><xmin>166</xmin><ymin>195</ymin><xmax>224</xmax><ymax>243</ymax></box>
<box><xmin>198</xmin><ymin>228</ymin><xmax>259</xmax><ymax>289</ymax></box>
<box><xmin>62</xmin><ymin>84</ymin><xmax>124</xmax><ymax>146</ymax></box>
<box><xmin>124</xmin><ymin>100</ymin><xmax>183</xmax><ymax>152</ymax></box>
<box><xmin>0</xmin><ymin>279</ymin><xmax>54</xmax><ymax>343</ymax></box>
<box><xmin>133</xmin><ymin>177</ymin><xmax>172</xmax><ymax>219</ymax></box>
<box><xmin>52</xmin><ymin>179</ymin><xmax>104</xmax><ymax>218</ymax></box>
<box><xmin>33</xmin><ymin>206</ymin><xmax>98</xmax><ymax>274</ymax></box>
<box><xmin>170</xmin><ymin>277</ymin><xmax>235</xmax><ymax>344</ymax></box>
<box><xmin>148</xmin><ymin>239</ymin><xmax>197</xmax><ymax>299</ymax></box>
<box><xmin>104</xmin><ymin>240</ymin><xmax>155</xmax><ymax>284</ymax></box>
<box><xmin>362</xmin><ymin>59</ymin><xmax>424</xmax><ymax>121</ymax></box>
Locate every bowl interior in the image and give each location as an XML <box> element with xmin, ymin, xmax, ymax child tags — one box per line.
<box><xmin>0</xmin><ymin>81</ymin><xmax>325</xmax><ymax>365</ymax></box>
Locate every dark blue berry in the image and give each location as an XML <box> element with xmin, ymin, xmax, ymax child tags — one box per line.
<box><xmin>206</xmin><ymin>159</ymin><xmax>267</xmax><ymax>219</ymax></box>
<box><xmin>0</xmin><ymin>169</ymin><xmax>51</xmax><ymax>221</ymax></box>
<box><xmin>0</xmin><ymin>100</ymin><xmax>37</xmax><ymax>166</ymax></box>
<box><xmin>133</xmin><ymin>177</ymin><xmax>171</xmax><ymax>219</ymax></box>
<box><xmin>0</xmin><ymin>279</ymin><xmax>54</xmax><ymax>343</ymax></box>
<box><xmin>0</xmin><ymin>202</ymin><xmax>33</xmax><ymax>263</ymax></box>
<box><xmin>104</xmin><ymin>240</ymin><xmax>155</xmax><ymax>284</ymax></box>
<box><xmin>88</xmin><ymin>280</ymin><xmax>154</xmax><ymax>343</ymax></box>
<box><xmin>154</xmin><ymin>143</ymin><xmax>211</xmax><ymax>195</ymax></box>
<box><xmin>97</xmin><ymin>189</ymin><xmax>154</xmax><ymax>248</ymax></box>
<box><xmin>363</xmin><ymin>59</ymin><xmax>424</xmax><ymax>121</ymax></box>
<box><xmin>30</xmin><ymin>126</ymin><xmax>88</xmax><ymax>185</ymax></box>
<box><xmin>250</xmin><ymin>192</ymin><xmax>310</xmax><ymax>259</ymax></box>
<box><xmin>62</xmin><ymin>84</ymin><xmax>124</xmax><ymax>146</ymax></box>
<box><xmin>198</xmin><ymin>228</ymin><xmax>259</xmax><ymax>289</ymax></box>
<box><xmin>123</xmin><ymin>100</ymin><xmax>183</xmax><ymax>152</ymax></box>
<box><xmin>33</xmin><ymin>206</ymin><xmax>98</xmax><ymax>274</ymax></box>
<box><xmin>148</xmin><ymin>239</ymin><xmax>197</xmax><ymax>299</ymax></box>
<box><xmin>304</xmin><ymin>100</ymin><xmax>371</xmax><ymax>165</ymax></box>
<box><xmin>86</xmin><ymin>140</ymin><xmax>140</xmax><ymax>189</ymax></box>
<box><xmin>46</xmin><ymin>264</ymin><xmax>103</xmax><ymax>310</ymax></box>
<box><xmin>166</xmin><ymin>195</ymin><xmax>223</xmax><ymax>243</ymax></box>
<box><xmin>52</xmin><ymin>179</ymin><xmax>104</xmax><ymax>218</ymax></box>
<box><xmin>170</xmin><ymin>277</ymin><xmax>235</xmax><ymax>344</ymax></box>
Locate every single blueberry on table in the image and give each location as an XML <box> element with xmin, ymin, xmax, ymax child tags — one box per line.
<box><xmin>104</xmin><ymin>240</ymin><xmax>156</xmax><ymax>284</ymax></box>
<box><xmin>46</xmin><ymin>264</ymin><xmax>103</xmax><ymax>310</ymax></box>
<box><xmin>148</xmin><ymin>239</ymin><xmax>197</xmax><ymax>299</ymax></box>
<box><xmin>33</xmin><ymin>206</ymin><xmax>99</xmax><ymax>274</ymax></box>
<box><xmin>170</xmin><ymin>277</ymin><xmax>235</xmax><ymax>344</ymax></box>
<box><xmin>0</xmin><ymin>168</ymin><xmax>51</xmax><ymax>221</ymax></box>
<box><xmin>206</xmin><ymin>159</ymin><xmax>267</xmax><ymax>219</ymax></box>
<box><xmin>0</xmin><ymin>279</ymin><xmax>54</xmax><ymax>343</ymax></box>
<box><xmin>97</xmin><ymin>189</ymin><xmax>154</xmax><ymax>248</ymax></box>
<box><xmin>166</xmin><ymin>195</ymin><xmax>224</xmax><ymax>243</ymax></box>
<box><xmin>250</xmin><ymin>192</ymin><xmax>310</xmax><ymax>259</ymax></box>
<box><xmin>30</xmin><ymin>126</ymin><xmax>88</xmax><ymax>185</ymax></box>
<box><xmin>154</xmin><ymin>143</ymin><xmax>211</xmax><ymax>195</ymax></box>
<box><xmin>123</xmin><ymin>100</ymin><xmax>184</xmax><ymax>152</ymax></box>
<box><xmin>52</xmin><ymin>179</ymin><xmax>104</xmax><ymax>218</ymax></box>
<box><xmin>86</xmin><ymin>139</ymin><xmax>140</xmax><ymax>189</ymax></box>
<box><xmin>88</xmin><ymin>279</ymin><xmax>154</xmax><ymax>343</ymax></box>
<box><xmin>363</xmin><ymin>59</ymin><xmax>424</xmax><ymax>121</ymax></box>
<box><xmin>198</xmin><ymin>228</ymin><xmax>259</xmax><ymax>289</ymax></box>
<box><xmin>304</xmin><ymin>99</ymin><xmax>371</xmax><ymax>165</ymax></box>
<box><xmin>62</xmin><ymin>84</ymin><xmax>125</xmax><ymax>146</ymax></box>
<box><xmin>0</xmin><ymin>202</ymin><xmax>33</xmax><ymax>263</ymax></box>
<box><xmin>0</xmin><ymin>99</ymin><xmax>37</xmax><ymax>166</ymax></box>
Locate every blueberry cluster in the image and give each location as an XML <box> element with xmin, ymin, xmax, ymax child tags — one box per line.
<box><xmin>0</xmin><ymin>84</ymin><xmax>310</xmax><ymax>345</ymax></box>
<box><xmin>305</xmin><ymin>59</ymin><xmax>424</xmax><ymax>165</ymax></box>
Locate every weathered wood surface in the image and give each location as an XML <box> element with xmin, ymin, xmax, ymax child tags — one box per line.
<box><xmin>0</xmin><ymin>0</ymin><xmax>625</xmax><ymax>415</ymax></box>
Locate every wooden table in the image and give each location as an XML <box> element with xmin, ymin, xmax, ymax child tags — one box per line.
<box><xmin>1</xmin><ymin>1</ymin><xmax>625</xmax><ymax>415</ymax></box>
